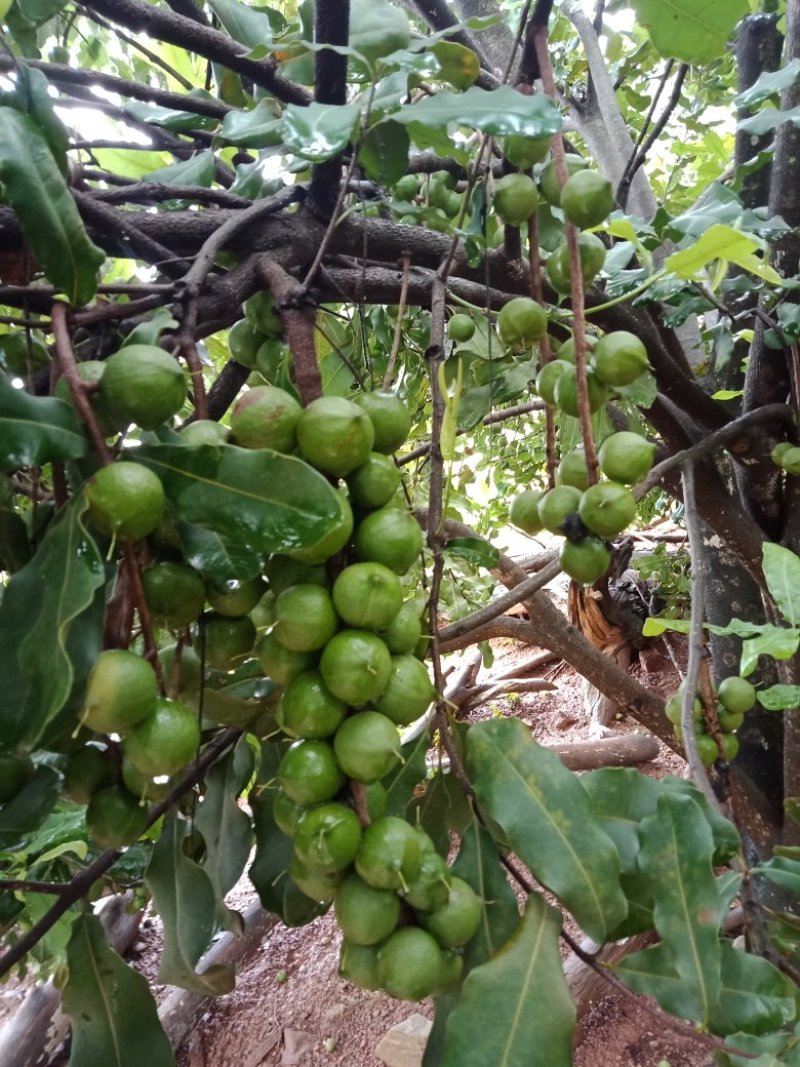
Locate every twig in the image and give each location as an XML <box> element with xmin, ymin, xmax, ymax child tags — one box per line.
<box><xmin>0</xmin><ymin>879</ymin><xmax>72</xmax><ymax>895</ymax></box>
<box><xmin>383</xmin><ymin>254</ymin><xmax>411</xmax><ymax>390</ymax></box>
<box><xmin>179</xmin><ymin>335</ymin><xmax>208</xmax><ymax>421</ymax></box>
<box><xmin>0</xmin><ymin>728</ymin><xmax>241</xmax><ymax>980</ymax></box>
<box><xmin>617</xmin><ymin>64</ymin><xmax>688</xmax><ymax>209</ymax></box>
<box><xmin>398</xmin><ymin>399</ymin><xmax>546</xmax><ymax>465</ymax></box>
<box><xmin>528</xmin><ymin>213</ymin><xmax>558</xmax><ymax>488</ymax></box>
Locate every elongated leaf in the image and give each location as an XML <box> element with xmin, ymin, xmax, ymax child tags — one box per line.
<box><xmin>638</xmin><ymin>793</ymin><xmax>723</xmax><ymax>1024</ymax></box>
<box><xmin>395</xmin><ymin>85</ymin><xmax>562</xmax><ymax>138</ymax></box>
<box><xmin>615</xmin><ymin>942</ymin><xmax>712</xmax><ymax>1023</ymax></box>
<box><xmin>195</xmin><ymin>738</ymin><xmax>255</xmax><ymax>925</ymax></box>
<box><xmin>221</xmin><ymin>99</ymin><xmax>283</xmax><ymax>148</ymax></box>
<box><xmin>282</xmin><ymin>102</ymin><xmax>361</xmax><ymax>162</ymax></box>
<box><xmin>452</xmin><ymin>819</ymin><xmax>519</xmax><ymax>970</ymax></box>
<box><xmin>440</xmin><ymin>894</ymin><xmax>574</xmax><ymax>1067</ymax></box>
<box><xmin>136</xmin><ymin>444</ymin><xmax>342</xmax><ymax>557</ymax></box>
<box><xmin>432</xmin><ymin>41</ymin><xmax>480</xmax><ymax>90</ymax></box>
<box><xmin>0</xmin><ymin>766</ymin><xmax>61</xmax><ymax>849</ymax></box>
<box><xmin>63</xmin><ymin>914</ymin><xmax>174</xmax><ymax>1067</ymax></box>
<box><xmin>0</xmin><ymin>108</ymin><xmax>104</xmax><ymax>304</ymax></box>
<box><xmin>759</xmin><ymin>684</ymin><xmax>800</xmax><ymax>711</ymax></box>
<box><xmin>0</xmin><ymin>497</ymin><xmax>105</xmax><ymax>753</ymax></box>
<box><xmin>738</xmin><ymin>106</ymin><xmax>800</xmax><ymax>136</ymax></box>
<box><xmin>753</xmin><ymin>855</ymin><xmax>800</xmax><ymax>895</ymax></box>
<box><xmin>736</xmin><ymin>57</ymin><xmax>800</xmax><ymax>108</ymax></box>
<box><xmin>763</xmin><ymin>543</ymin><xmax>800</xmax><ymax>627</ymax></box>
<box><xmin>741</xmin><ymin>627</ymin><xmax>800</xmax><ymax>677</ymax></box>
<box><xmin>208</xmin><ymin>0</ymin><xmax>272</xmax><ymax>49</ymax></box>
<box><xmin>176</xmin><ymin>520</ymin><xmax>263</xmax><ymax>585</ymax></box>
<box><xmin>0</xmin><ymin>374</ymin><xmax>89</xmax><ymax>468</ymax></box>
<box><xmin>382</xmin><ymin>732</ymin><xmax>431</xmax><ymax>818</ymax></box>
<box><xmin>125</xmin><ymin>94</ymin><xmax>219</xmax><ymax>133</ymax></box>
<box><xmin>14</xmin><ymin>65</ymin><xmax>69</xmax><ymax>175</ymax></box>
<box><xmin>358</xmin><ymin>120</ymin><xmax>410</xmax><ymax>186</ymax></box>
<box><xmin>665</xmin><ymin>224</ymin><xmax>781</xmax><ymax>285</ymax></box>
<box><xmin>466</xmin><ymin>718</ymin><xmax>627</xmax><ymax>941</ymax></box>
<box><xmin>630</xmin><ymin>0</ymin><xmax>748</xmax><ymax>64</ymax></box>
<box><xmin>145</xmin><ymin>813</ymin><xmax>234</xmax><ymax>995</ymax></box>
<box><xmin>144</xmin><ymin>150</ymin><xmax>216</xmax><ymax>188</ymax></box>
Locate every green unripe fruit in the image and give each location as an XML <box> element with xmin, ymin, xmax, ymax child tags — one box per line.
<box><xmin>578</xmin><ymin>482</ymin><xmax>637</xmax><ymax>538</ymax></box>
<box><xmin>86</xmin><ymin>786</ymin><xmax>149</xmax><ymax>849</ymax></box>
<box><xmin>554</xmin><ymin>366</ymin><xmax>607</xmax><ymax>417</ymax></box>
<box><xmin>339</xmin><ymin>941</ymin><xmax>382</xmax><ymax>990</ymax></box>
<box><xmin>556</xmin><ymin>450</ymin><xmax>589</xmax><ymax>491</ymax></box>
<box><xmin>537</xmin><ymin>485</ymin><xmax>582</xmax><ymax>535</ymax></box>
<box><xmin>379</xmin><ymin>600</ymin><xmax>423</xmax><ymax>655</ymax></box>
<box><xmin>85</xmin><ymin>462</ymin><xmax>165</xmax><ymax>542</ymax></box>
<box><xmin>279</xmin><ymin>670</ymin><xmax>348</xmax><ymax>739</ymax></box>
<box><xmin>394</xmin><ymin>174</ymin><xmax>420</xmax><ymax>201</ymax></box>
<box><xmin>82</xmin><ymin>649</ymin><xmax>158</xmax><ymax>734</ymax></box>
<box><xmin>492</xmin><ymin>173</ymin><xmax>539</xmax><ymax>226</ymax></box>
<box><xmin>332</xmin><ymin>562</ymin><xmax>403</xmax><ymax>631</ymax></box>
<box><xmin>771</xmin><ymin>442</ymin><xmax>794</xmax><ymax>466</ymax></box>
<box><xmin>285</xmin><ymin>490</ymin><xmax>354</xmax><ymax>566</ymax></box>
<box><xmin>54</xmin><ymin>360</ymin><xmax>118</xmax><ymax>436</ymax></box>
<box><xmin>498</xmin><ymin>297</ymin><xmax>548</xmax><ymax>349</ymax></box>
<box><xmin>510</xmin><ymin>489</ymin><xmax>545</xmax><ymax>534</ymax></box>
<box><xmin>356</xmin><ymin>815</ymin><xmax>422</xmax><ymax>890</ymax></box>
<box><xmin>378</xmin><ymin>928</ymin><xmax>443</xmax><ymax>1001</ymax></box>
<box><xmin>447</xmin><ymin>314</ymin><xmax>475</xmax><ymax>342</ymax></box>
<box><xmin>717</xmin><ymin>675</ymin><xmax>757</xmax><ymax>714</ymax></box>
<box><xmin>273</xmin><ymin>584</ymin><xmax>338</xmax><ymax>653</ymax></box>
<box><xmin>100</xmin><ymin>345</ymin><xmax>186</xmax><ymax>430</ymax></box>
<box><xmin>347</xmin><ymin>453</ymin><xmax>401</xmax><ymax>510</ymax></box>
<box><xmin>265</xmin><ymin>555</ymin><xmax>327</xmax><ymax>597</ymax></box>
<box><xmin>180</xmin><ymin>420</ymin><xmax>228</xmax><ymax>446</ymax></box>
<box><xmin>598</xmin><ymin>432</ymin><xmax>656</xmax><ymax>484</ymax></box>
<box><xmin>555</xmin><ymin>334</ymin><xmax>598</xmax><ymax>364</ymax></box>
<box><xmin>289</xmin><ymin>854</ymin><xmax>342</xmax><ymax>904</ymax></box>
<box><xmin>230</xmin><ymin>385</ymin><xmax>302</xmax><ymax>452</ymax></box>
<box><xmin>374</xmin><ymin>655</ymin><xmax>435</xmax><ymax>725</ymax></box>
<box><xmin>296</xmin><ymin>396</ymin><xmax>375</xmax><ymax>477</ymax></box>
<box><xmin>293</xmin><ymin>802</ymin><xmax>362</xmax><ymax>874</ymax></box>
<box><xmin>559</xmin><ymin>536</ymin><xmax>611</xmax><ymax>584</ymax></box>
<box><xmin>548</xmin><ymin>233</ymin><xmax>606</xmax><ymax>292</ymax></box>
<box><xmin>354</xmin><ymin>506</ymin><xmax>424</xmax><ymax>575</ymax></box>
<box><xmin>228</xmin><ymin>318</ymin><xmax>264</xmax><ymax>369</ymax></box>
<box><xmin>207</xmin><ymin>577</ymin><xmax>264</xmax><ymax>618</ymax></box>
<box><xmin>354</xmin><ymin>391</ymin><xmax>411</xmax><ymax>454</ymax></box>
<box><xmin>362</xmin><ymin>780</ymin><xmax>388</xmax><ymax>822</ymax></box>
<box><xmin>334</xmin><ymin>711</ymin><xmax>402</xmax><ymax>783</ymax></box>
<box><xmin>718</xmin><ymin>708</ymin><xmax>745</xmax><ymax>733</ymax></box>
<box><xmin>592</xmin><ymin>331</ymin><xmax>650</xmax><ymax>387</ymax></box>
<box><xmin>0</xmin><ymin>755</ymin><xmax>35</xmax><ymax>804</ymax></box>
<box><xmin>63</xmin><ymin>745</ymin><xmax>116</xmax><ymax>804</ymax></box>
<box><xmin>418</xmin><ymin>876</ymin><xmax>482</xmax><ymax>949</ymax></box>
<box><xmin>779</xmin><ymin>446</ymin><xmax>800</xmax><ymax>475</ymax></box>
<box><xmin>335</xmin><ymin>874</ymin><xmax>401</xmax><ymax>945</ymax></box>
<box><xmin>435</xmin><ymin>950</ymin><xmax>464</xmax><ymax>994</ymax></box>
<box><xmin>403</xmin><ymin>850</ymin><xmax>451</xmax><ymax>912</ymax></box>
<box><xmin>539</xmin><ymin>154</ymin><xmax>590</xmax><ymax>206</ymax></box>
<box><xmin>560</xmin><ymin>170</ymin><xmax>615</xmax><ymax>229</ymax></box>
<box><xmin>273</xmin><ymin>789</ymin><xmax>306</xmax><ymax>837</ymax></box>
<box><xmin>696</xmin><ymin>734</ymin><xmax>720</xmax><ymax>766</ymax></box>
<box><xmin>535</xmin><ymin>359</ymin><xmax>572</xmax><ymax>404</ymax></box>
<box><xmin>142</xmin><ymin>562</ymin><xmax>206</xmax><ymax>629</ymax></box>
<box><xmin>120</xmin><ymin>755</ymin><xmax>172</xmax><ymax>803</ymax></box>
<box><xmin>123</xmin><ymin>698</ymin><xmax>200</xmax><ymax>777</ymax></box>
<box><xmin>278</xmin><ymin>739</ymin><xmax>344</xmax><ymax>805</ymax></box>
<box><xmin>665</xmin><ymin>695</ymin><xmax>703</xmax><ymax>725</ymax></box>
<box><xmin>256</xmin><ymin>632</ymin><xmax>317</xmax><ymax>686</ymax></box>
<box><xmin>320</xmin><ymin>630</ymin><xmax>392</xmax><ymax>707</ymax></box>
<box><xmin>203</xmin><ymin>613</ymin><xmax>256</xmax><ymax>669</ymax></box>
<box><xmin>502</xmin><ymin>133</ymin><xmax>551</xmax><ymax>169</ymax></box>
<box><xmin>721</xmin><ymin>733</ymin><xmax>740</xmax><ymax>761</ymax></box>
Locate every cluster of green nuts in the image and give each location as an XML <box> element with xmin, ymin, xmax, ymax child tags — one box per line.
<box><xmin>391</xmin><ymin>170</ymin><xmax>465</xmax><ymax>232</ymax></box>
<box><xmin>665</xmin><ymin>675</ymin><xmax>757</xmax><ymax>764</ymax></box>
<box><xmin>771</xmin><ymin>442</ymin><xmax>800</xmax><ymax>476</ymax></box>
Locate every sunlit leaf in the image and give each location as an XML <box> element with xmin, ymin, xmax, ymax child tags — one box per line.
<box><xmin>394</xmin><ymin>85</ymin><xmax>562</xmax><ymax>138</ymax></box>
<box><xmin>629</xmin><ymin>0</ymin><xmax>748</xmax><ymax>64</ymax></box>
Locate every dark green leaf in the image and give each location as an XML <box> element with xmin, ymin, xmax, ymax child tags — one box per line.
<box><xmin>762</xmin><ymin>543</ymin><xmax>800</xmax><ymax>627</ymax></box>
<box><xmin>0</xmin><ymin>497</ymin><xmax>105</xmax><ymax>753</ymax></box>
<box><xmin>443</xmin><ymin>536</ymin><xmax>499</xmax><ymax>568</ymax></box>
<box><xmin>410</xmin><ymin>770</ymin><xmax>471</xmax><ymax>855</ymax></box>
<box><xmin>14</xmin><ymin>65</ymin><xmax>70</xmax><ymax>174</ymax></box>
<box><xmin>282</xmin><ymin>102</ymin><xmax>361</xmax><ymax>162</ymax></box>
<box><xmin>16</xmin><ymin>0</ymin><xmax>67</xmax><ymax>22</ymax></box>
<box><xmin>125</xmin><ymin>97</ymin><xmax>218</xmax><ymax>133</ymax></box>
<box><xmin>753</xmin><ymin>855</ymin><xmax>800</xmax><ymax>895</ymax></box>
<box><xmin>466</xmin><ymin>718</ymin><xmax>627</xmax><ymax>941</ymax></box>
<box><xmin>208</xmin><ymin>0</ymin><xmax>272</xmax><ymax>49</ymax></box>
<box><xmin>0</xmin><ymin>108</ymin><xmax>104</xmax><ymax>305</ymax></box>
<box><xmin>145</xmin><ymin>150</ymin><xmax>216</xmax><ymax>188</ymax></box>
<box><xmin>358</xmin><ymin>120</ymin><xmax>409</xmax><ymax>186</ymax></box>
<box><xmin>135</xmin><ymin>443</ymin><xmax>342</xmax><ymax>557</ymax></box>
<box><xmin>0</xmin><ymin>374</ymin><xmax>88</xmax><ymax>468</ymax></box>
<box><xmin>431</xmin><ymin>41</ymin><xmax>480</xmax><ymax>90</ymax></box>
<box><xmin>440</xmin><ymin>894</ymin><xmax>574</xmax><ymax>1067</ymax></box>
<box><xmin>63</xmin><ymin>914</ymin><xmax>174</xmax><ymax>1067</ymax></box>
<box><xmin>176</xmin><ymin>520</ymin><xmax>263</xmax><ymax>585</ymax></box>
<box><xmin>382</xmin><ymin>732</ymin><xmax>429</xmax><ymax>818</ymax></box>
<box><xmin>145</xmin><ymin>813</ymin><xmax>234</xmax><ymax>994</ymax></box>
<box><xmin>452</xmin><ymin>818</ymin><xmax>519</xmax><ymax>970</ymax></box>
<box><xmin>0</xmin><ymin>766</ymin><xmax>61</xmax><ymax>849</ymax></box>
<box><xmin>221</xmin><ymin>99</ymin><xmax>283</xmax><ymax>147</ymax></box>
<box><xmin>736</xmin><ymin>58</ymin><xmax>800</xmax><ymax>108</ymax></box>
<box><xmin>637</xmin><ymin>793</ymin><xmax>723</xmax><ymax>1025</ymax></box>
<box><xmin>395</xmin><ymin>85</ymin><xmax>562</xmax><ymax>138</ymax></box>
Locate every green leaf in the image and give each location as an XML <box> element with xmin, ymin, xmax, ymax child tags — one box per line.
<box><xmin>282</xmin><ymin>102</ymin><xmax>361</xmax><ymax>162</ymax></box>
<box><xmin>0</xmin><ymin>374</ymin><xmax>88</xmax><ymax>468</ymax></box>
<box><xmin>753</xmin><ymin>855</ymin><xmax>800</xmax><ymax>895</ymax></box>
<box><xmin>14</xmin><ymin>65</ymin><xmax>70</xmax><ymax>175</ymax></box>
<box><xmin>440</xmin><ymin>894</ymin><xmax>575</xmax><ymax>1067</ymax></box>
<box><xmin>615</xmin><ymin>941</ymin><xmax>712</xmax><ymax>1023</ymax></box>
<box><xmin>741</xmin><ymin>626</ymin><xmax>800</xmax><ymax>678</ymax></box>
<box><xmin>762</xmin><ymin>543</ymin><xmax>800</xmax><ymax>627</ymax></box>
<box><xmin>443</xmin><ymin>536</ymin><xmax>500</xmax><ymax>568</ymax></box>
<box><xmin>63</xmin><ymin>914</ymin><xmax>174</xmax><ymax>1067</ymax></box>
<box><xmin>738</xmin><ymin>106</ymin><xmax>800</xmax><ymax>137</ymax></box>
<box><xmin>431</xmin><ymin>41</ymin><xmax>480</xmax><ymax>90</ymax></box>
<box><xmin>195</xmin><ymin>738</ymin><xmax>255</xmax><ymax>926</ymax></box>
<box><xmin>665</xmin><ymin>224</ymin><xmax>781</xmax><ymax>286</ymax></box>
<box><xmin>125</xmin><ymin>96</ymin><xmax>218</xmax><ymax>134</ymax></box>
<box><xmin>207</xmin><ymin>0</ymin><xmax>272</xmax><ymax>49</ymax></box>
<box><xmin>177</xmin><ymin>520</ymin><xmax>263</xmax><ymax>584</ymax></box>
<box><xmin>452</xmin><ymin>818</ymin><xmax>519</xmax><ymax>970</ymax></box>
<box><xmin>93</xmin><ymin>147</ymin><xmax>170</xmax><ymax>180</ymax></box>
<box><xmin>394</xmin><ymin>85</ymin><xmax>562</xmax><ymax>138</ymax></box>
<box><xmin>0</xmin><ymin>0</ymin><xmax>11</xmax><ymax>22</ymax></box>
<box><xmin>145</xmin><ymin>813</ymin><xmax>234</xmax><ymax>995</ymax></box>
<box><xmin>758</xmin><ymin>684</ymin><xmax>800</xmax><ymax>711</ymax></box>
<box><xmin>0</xmin><ymin>108</ymin><xmax>104</xmax><ymax>305</ymax></box>
<box><xmin>221</xmin><ymin>99</ymin><xmax>283</xmax><ymax>148</ymax></box>
<box><xmin>135</xmin><ymin>443</ymin><xmax>342</xmax><ymax>557</ymax></box>
<box><xmin>358</xmin><ymin>120</ymin><xmax>410</xmax><ymax>186</ymax></box>
<box><xmin>466</xmin><ymin>718</ymin><xmax>627</xmax><ymax>941</ymax></box>
<box><xmin>16</xmin><ymin>0</ymin><xmax>67</xmax><ymax>22</ymax></box>
<box><xmin>382</xmin><ymin>733</ymin><xmax>429</xmax><ymax>818</ymax></box>
<box><xmin>736</xmin><ymin>58</ymin><xmax>800</xmax><ymax>108</ymax></box>
<box><xmin>0</xmin><ymin>497</ymin><xmax>105</xmax><ymax>753</ymax></box>
<box><xmin>145</xmin><ymin>150</ymin><xmax>216</xmax><ymax>188</ymax></box>
<box><xmin>629</xmin><ymin>0</ymin><xmax>748</xmax><ymax>64</ymax></box>
<box><xmin>0</xmin><ymin>765</ymin><xmax>61</xmax><ymax>849</ymax></box>
<box><xmin>637</xmin><ymin>793</ymin><xmax>723</xmax><ymax>1024</ymax></box>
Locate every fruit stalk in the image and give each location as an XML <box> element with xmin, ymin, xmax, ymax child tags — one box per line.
<box><xmin>527</xmin><ymin>213</ymin><xmax>558</xmax><ymax>487</ymax></box>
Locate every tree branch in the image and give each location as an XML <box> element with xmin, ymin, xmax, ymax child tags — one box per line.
<box><xmin>309</xmin><ymin>0</ymin><xmax>351</xmax><ymax>217</ymax></box>
<box><xmin>617</xmin><ymin>64</ymin><xmax>688</xmax><ymax>210</ymax></box>
<box><xmin>259</xmin><ymin>258</ymin><xmax>323</xmax><ymax>403</ymax></box>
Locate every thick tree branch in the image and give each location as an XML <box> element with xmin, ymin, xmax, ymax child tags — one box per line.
<box><xmin>309</xmin><ymin>0</ymin><xmax>351</xmax><ymax>216</ymax></box>
<box><xmin>259</xmin><ymin>258</ymin><xmax>323</xmax><ymax>403</ymax></box>
<box><xmin>79</xmin><ymin>0</ymin><xmax>311</xmax><ymax>106</ymax></box>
